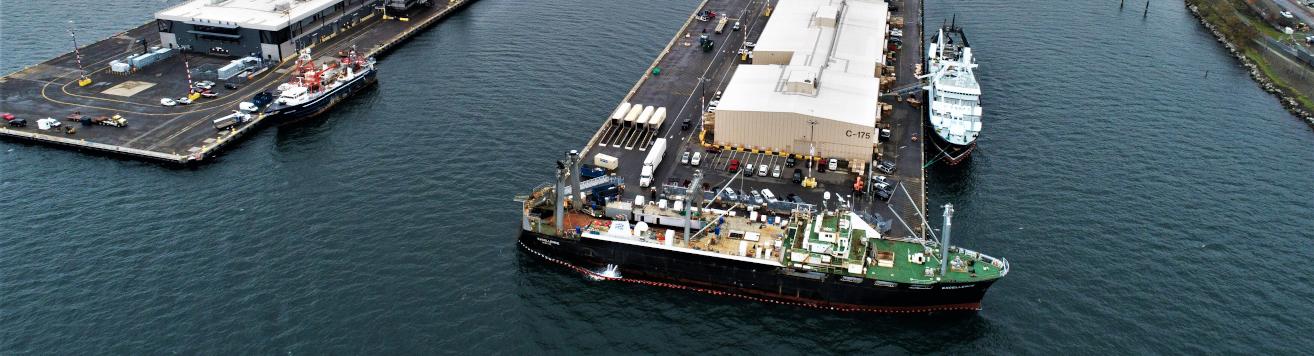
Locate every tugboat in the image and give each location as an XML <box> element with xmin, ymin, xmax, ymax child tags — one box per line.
<box><xmin>925</xmin><ymin>20</ymin><xmax>983</xmax><ymax>165</ymax></box>
<box><xmin>263</xmin><ymin>47</ymin><xmax>377</xmax><ymax>123</ymax></box>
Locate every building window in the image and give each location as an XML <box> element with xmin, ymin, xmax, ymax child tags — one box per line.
<box><xmin>157</xmin><ymin>20</ymin><xmax>174</xmax><ymax>33</ymax></box>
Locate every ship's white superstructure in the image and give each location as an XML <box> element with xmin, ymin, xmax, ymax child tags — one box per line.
<box><xmin>925</xmin><ymin>27</ymin><xmax>982</xmax><ymax>148</ymax></box>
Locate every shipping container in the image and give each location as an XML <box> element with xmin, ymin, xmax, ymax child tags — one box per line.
<box><xmin>610</xmin><ymin>102</ymin><xmax>632</xmax><ymax>122</ymax></box>
<box><xmin>635</xmin><ymin>105</ymin><xmax>655</xmax><ymax>126</ymax></box>
<box><xmin>623</xmin><ymin>104</ymin><xmax>644</xmax><ymax>124</ymax></box>
<box><xmin>648</xmin><ymin>107</ymin><xmax>667</xmax><ymax>128</ymax></box>
<box><xmin>593</xmin><ymin>153</ymin><xmax>619</xmax><ymax>170</ymax></box>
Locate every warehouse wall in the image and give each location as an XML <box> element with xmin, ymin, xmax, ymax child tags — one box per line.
<box><xmin>752</xmin><ymin>50</ymin><xmax>794</xmax><ymax>65</ymax></box>
<box><xmin>713</xmin><ymin>110</ymin><xmax>876</xmax><ymax>160</ymax></box>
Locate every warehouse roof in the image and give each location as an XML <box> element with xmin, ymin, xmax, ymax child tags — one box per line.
<box><xmin>156</xmin><ymin>0</ymin><xmax>343</xmax><ymax>31</ymax></box>
<box><xmin>714</xmin><ymin>0</ymin><xmax>887</xmax><ymax>127</ymax></box>
<box><xmin>715</xmin><ymin>65</ymin><xmax>879</xmax><ymax>127</ymax></box>
<box><xmin>752</xmin><ymin>0</ymin><xmax>888</xmax><ymax>74</ymax></box>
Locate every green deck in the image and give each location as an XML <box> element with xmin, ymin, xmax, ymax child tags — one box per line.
<box><xmin>863</xmin><ymin>239</ymin><xmax>1003</xmax><ymax>284</ymax></box>
<box><xmin>781</xmin><ymin>212</ymin><xmax>1004</xmax><ymax>285</ymax></box>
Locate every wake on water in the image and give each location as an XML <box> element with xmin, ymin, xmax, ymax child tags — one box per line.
<box><xmin>590</xmin><ymin>264</ymin><xmax>622</xmax><ymax>281</ymax></box>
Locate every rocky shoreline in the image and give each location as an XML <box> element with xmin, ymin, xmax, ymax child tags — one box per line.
<box><xmin>1187</xmin><ymin>4</ymin><xmax>1314</xmax><ymax>129</ymax></box>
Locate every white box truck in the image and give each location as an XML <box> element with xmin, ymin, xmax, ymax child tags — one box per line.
<box><xmin>639</xmin><ymin>138</ymin><xmax>668</xmax><ymax>188</ymax></box>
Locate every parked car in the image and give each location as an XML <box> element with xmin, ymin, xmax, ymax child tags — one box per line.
<box><xmin>757</xmin><ymin>164</ymin><xmax>769</xmax><ymax>177</ymax></box>
<box><xmin>771</xmin><ymin>165</ymin><xmax>782</xmax><ymax>178</ymax></box>
<box><xmin>7</xmin><ymin>118</ymin><xmax>26</xmax><ymax>127</ymax></box>
<box><xmin>744</xmin><ymin>164</ymin><xmax>755</xmax><ymax>177</ymax></box>
<box><xmin>1</xmin><ymin>112</ymin><xmax>15</xmax><ymax>122</ymax></box>
<box><xmin>792</xmin><ymin>168</ymin><xmax>803</xmax><ymax>183</ymax></box>
<box><xmin>681</xmin><ymin>151</ymin><xmax>691</xmax><ymax>165</ymax></box>
<box><xmin>722</xmin><ymin>187</ymin><xmax>739</xmax><ymax>202</ymax></box>
<box><xmin>750</xmin><ymin>190</ymin><xmax>764</xmax><ymax>205</ymax></box>
<box><xmin>877</xmin><ymin>160</ymin><xmax>896</xmax><ymax>174</ymax></box>
<box><xmin>160</xmin><ymin>98</ymin><xmax>177</xmax><ymax>106</ymax></box>
<box><xmin>760</xmin><ymin>189</ymin><xmax>776</xmax><ymax>202</ymax></box>
<box><xmin>827</xmin><ymin>158</ymin><xmax>839</xmax><ymax>171</ymax></box>
<box><xmin>791</xmin><ymin>195</ymin><xmax>805</xmax><ymax>204</ymax></box>
<box><xmin>691</xmin><ymin>151</ymin><xmax>702</xmax><ymax>166</ymax></box>
<box><xmin>877</xmin><ymin>188</ymin><xmax>893</xmax><ymax>201</ymax></box>
<box><xmin>728</xmin><ymin>159</ymin><xmax>740</xmax><ymax>172</ymax></box>
<box><xmin>785</xmin><ymin>156</ymin><xmax>797</xmax><ymax>167</ymax></box>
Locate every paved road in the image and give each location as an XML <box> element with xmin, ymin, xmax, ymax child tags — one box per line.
<box><xmin>1273</xmin><ymin>0</ymin><xmax>1314</xmax><ymax>28</ymax></box>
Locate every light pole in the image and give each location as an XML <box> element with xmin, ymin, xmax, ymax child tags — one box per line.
<box><xmin>699</xmin><ymin>77</ymin><xmax>709</xmax><ymax>114</ymax></box>
<box><xmin>807</xmin><ymin>119</ymin><xmax>817</xmax><ymax>177</ymax></box>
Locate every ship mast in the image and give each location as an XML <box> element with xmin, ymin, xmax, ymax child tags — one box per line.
<box><xmin>554</xmin><ymin>159</ymin><xmax>568</xmax><ymax>235</ymax></box>
<box><xmin>684</xmin><ymin>169</ymin><xmax>703</xmax><ymax>244</ymax></box>
<box><xmin>940</xmin><ymin>203</ymin><xmax>954</xmax><ymax>276</ymax></box>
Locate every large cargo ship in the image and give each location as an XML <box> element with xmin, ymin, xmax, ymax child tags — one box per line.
<box><xmin>518</xmin><ymin>163</ymin><xmax>1008</xmax><ymax>312</ymax></box>
<box><xmin>264</xmin><ymin>48</ymin><xmax>377</xmax><ymax>123</ymax></box>
<box><xmin>925</xmin><ymin>22</ymin><xmax>983</xmax><ymax>165</ymax></box>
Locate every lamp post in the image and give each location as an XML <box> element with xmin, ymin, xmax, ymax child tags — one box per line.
<box><xmin>807</xmin><ymin>119</ymin><xmax>817</xmax><ymax>177</ymax></box>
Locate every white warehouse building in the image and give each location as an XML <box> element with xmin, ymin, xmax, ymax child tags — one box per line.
<box><xmin>710</xmin><ymin>0</ymin><xmax>888</xmax><ymax>162</ymax></box>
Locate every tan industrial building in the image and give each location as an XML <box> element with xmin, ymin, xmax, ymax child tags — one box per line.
<box><xmin>710</xmin><ymin>0</ymin><xmax>888</xmax><ymax>162</ymax></box>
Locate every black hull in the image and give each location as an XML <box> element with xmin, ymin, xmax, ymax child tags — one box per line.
<box><xmin>519</xmin><ymin>230</ymin><xmax>996</xmax><ymax>313</ymax></box>
<box><xmin>263</xmin><ymin>69</ymin><xmax>377</xmax><ymax>123</ymax></box>
<box><xmin>927</xmin><ymin>129</ymin><xmax>975</xmax><ymax>166</ymax></box>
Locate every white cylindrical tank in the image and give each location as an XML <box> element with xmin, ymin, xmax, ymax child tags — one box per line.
<box><xmin>648</xmin><ymin>107</ymin><xmax>667</xmax><ymax>128</ymax></box>
<box><xmin>610</xmin><ymin>102</ymin><xmax>631</xmax><ymax>122</ymax></box>
<box><xmin>635</xmin><ymin>105</ymin><xmax>655</xmax><ymax>126</ymax></box>
<box><xmin>624</xmin><ymin>104</ymin><xmax>644</xmax><ymax>124</ymax></box>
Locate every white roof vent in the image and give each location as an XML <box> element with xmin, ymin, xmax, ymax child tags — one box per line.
<box><xmin>815</xmin><ymin>5</ymin><xmax>839</xmax><ymax>28</ymax></box>
<box><xmin>784</xmin><ymin>69</ymin><xmax>819</xmax><ymax>95</ymax></box>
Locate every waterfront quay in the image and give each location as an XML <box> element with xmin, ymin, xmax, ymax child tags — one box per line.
<box><xmin>574</xmin><ymin>0</ymin><xmax>930</xmax><ymax>238</ymax></box>
<box><xmin>0</xmin><ymin>0</ymin><xmax>473</xmax><ymax>164</ymax></box>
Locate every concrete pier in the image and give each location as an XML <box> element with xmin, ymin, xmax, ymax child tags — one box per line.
<box><xmin>0</xmin><ymin>0</ymin><xmax>475</xmax><ymax>165</ymax></box>
<box><xmin>573</xmin><ymin>0</ymin><xmax>931</xmax><ymax>237</ymax></box>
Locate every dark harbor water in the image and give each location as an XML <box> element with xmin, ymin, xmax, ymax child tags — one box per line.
<box><xmin>3</xmin><ymin>0</ymin><xmax>1312</xmax><ymax>354</ymax></box>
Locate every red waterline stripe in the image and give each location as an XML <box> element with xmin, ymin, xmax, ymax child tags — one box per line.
<box><xmin>518</xmin><ymin>240</ymin><xmax>981</xmax><ymax>314</ymax></box>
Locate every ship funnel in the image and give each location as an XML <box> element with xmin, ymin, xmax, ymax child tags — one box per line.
<box><xmin>940</xmin><ymin>203</ymin><xmax>954</xmax><ymax>276</ymax></box>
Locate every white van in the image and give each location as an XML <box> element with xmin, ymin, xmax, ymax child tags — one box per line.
<box><xmin>760</xmin><ymin>188</ymin><xmax>776</xmax><ymax>202</ymax></box>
